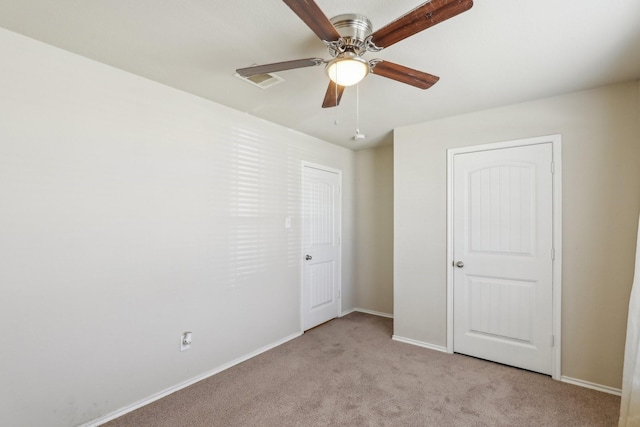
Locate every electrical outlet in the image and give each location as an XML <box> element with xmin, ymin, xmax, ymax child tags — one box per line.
<box><xmin>180</xmin><ymin>331</ymin><xmax>192</xmax><ymax>352</ymax></box>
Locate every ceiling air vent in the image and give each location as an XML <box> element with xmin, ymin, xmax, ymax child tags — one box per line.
<box><xmin>234</xmin><ymin>70</ymin><xmax>284</xmax><ymax>89</ymax></box>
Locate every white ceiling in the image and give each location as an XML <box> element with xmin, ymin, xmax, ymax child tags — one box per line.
<box><xmin>0</xmin><ymin>0</ymin><xmax>639</xmax><ymax>150</ymax></box>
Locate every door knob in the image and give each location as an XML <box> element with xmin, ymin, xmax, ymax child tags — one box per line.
<box><xmin>455</xmin><ymin>261</ymin><xmax>464</xmax><ymax>268</ymax></box>
<box><xmin>305</xmin><ymin>255</ymin><xmax>312</xmax><ymax>261</ymax></box>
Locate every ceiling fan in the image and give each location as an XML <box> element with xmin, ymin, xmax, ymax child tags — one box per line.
<box><xmin>236</xmin><ymin>0</ymin><xmax>473</xmax><ymax>108</ymax></box>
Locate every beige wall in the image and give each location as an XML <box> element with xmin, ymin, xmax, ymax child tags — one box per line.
<box><xmin>394</xmin><ymin>81</ymin><xmax>640</xmax><ymax>389</ymax></box>
<box><xmin>354</xmin><ymin>144</ymin><xmax>394</xmax><ymax>315</ymax></box>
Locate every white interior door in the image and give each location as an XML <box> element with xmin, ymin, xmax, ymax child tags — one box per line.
<box><xmin>452</xmin><ymin>143</ymin><xmax>554</xmax><ymax>374</ymax></box>
<box><xmin>302</xmin><ymin>164</ymin><xmax>341</xmax><ymax>331</ymax></box>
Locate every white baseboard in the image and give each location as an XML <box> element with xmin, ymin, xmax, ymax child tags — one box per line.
<box><xmin>392</xmin><ymin>335</ymin><xmax>449</xmax><ymax>353</ymax></box>
<box><xmin>84</xmin><ymin>331</ymin><xmax>303</xmax><ymax>427</ymax></box>
<box><xmin>340</xmin><ymin>307</ymin><xmax>357</xmax><ymax>317</ymax></box>
<box><xmin>342</xmin><ymin>307</ymin><xmax>393</xmax><ymax>318</ymax></box>
<box><xmin>560</xmin><ymin>376</ymin><xmax>622</xmax><ymax>396</ymax></box>
<box><xmin>391</xmin><ymin>341</ymin><xmax>621</xmax><ymax>397</ymax></box>
<box><xmin>81</xmin><ymin>320</ymin><xmax>622</xmax><ymax>426</ymax></box>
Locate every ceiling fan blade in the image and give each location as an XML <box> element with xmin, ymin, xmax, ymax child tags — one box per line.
<box><xmin>322</xmin><ymin>81</ymin><xmax>345</xmax><ymax>108</ymax></box>
<box><xmin>282</xmin><ymin>0</ymin><xmax>341</xmax><ymax>42</ymax></box>
<box><xmin>236</xmin><ymin>58</ymin><xmax>324</xmax><ymax>77</ymax></box>
<box><xmin>370</xmin><ymin>60</ymin><xmax>439</xmax><ymax>89</ymax></box>
<box><xmin>370</xmin><ymin>0</ymin><xmax>473</xmax><ymax>49</ymax></box>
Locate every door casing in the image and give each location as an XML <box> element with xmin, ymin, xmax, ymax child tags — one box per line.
<box><xmin>446</xmin><ymin>134</ymin><xmax>562</xmax><ymax>380</ymax></box>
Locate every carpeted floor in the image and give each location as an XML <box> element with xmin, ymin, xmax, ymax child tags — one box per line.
<box><xmin>104</xmin><ymin>312</ymin><xmax>620</xmax><ymax>426</ymax></box>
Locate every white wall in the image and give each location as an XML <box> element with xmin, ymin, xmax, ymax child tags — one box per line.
<box><xmin>0</xmin><ymin>28</ymin><xmax>355</xmax><ymax>427</ymax></box>
<box><xmin>394</xmin><ymin>81</ymin><xmax>640</xmax><ymax>389</ymax></box>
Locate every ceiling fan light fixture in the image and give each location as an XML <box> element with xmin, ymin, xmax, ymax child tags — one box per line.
<box><xmin>326</xmin><ymin>53</ymin><xmax>369</xmax><ymax>87</ymax></box>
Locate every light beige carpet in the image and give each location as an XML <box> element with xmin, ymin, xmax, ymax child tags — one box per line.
<box><xmin>105</xmin><ymin>312</ymin><xmax>620</xmax><ymax>426</ymax></box>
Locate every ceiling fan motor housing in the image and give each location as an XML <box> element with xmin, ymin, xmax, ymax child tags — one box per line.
<box><xmin>329</xmin><ymin>14</ymin><xmax>373</xmax><ymax>56</ymax></box>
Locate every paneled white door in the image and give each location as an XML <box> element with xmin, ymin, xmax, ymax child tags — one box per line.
<box><xmin>453</xmin><ymin>143</ymin><xmax>554</xmax><ymax>374</ymax></box>
<box><xmin>302</xmin><ymin>164</ymin><xmax>341</xmax><ymax>331</ymax></box>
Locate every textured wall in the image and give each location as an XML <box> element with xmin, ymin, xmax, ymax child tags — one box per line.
<box><xmin>394</xmin><ymin>81</ymin><xmax>640</xmax><ymax>389</ymax></box>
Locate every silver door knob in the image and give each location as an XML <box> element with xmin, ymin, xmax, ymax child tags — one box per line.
<box><xmin>305</xmin><ymin>255</ymin><xmax>312</xmax><ymax>261</ymax></box>
<box><xmin>455</xmin><ymin>261</ymin><xmax>464</xmax><ymax>268</ymax></box>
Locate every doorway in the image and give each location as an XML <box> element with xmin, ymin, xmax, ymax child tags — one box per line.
<box><xmin>301</xmin><ymin>162</ymin><xmax>342</xmax><ymax>331</ymax></box>
<box><xmin>447</xmin><ymin>135</ymin><xmax>562</xmax><ymax>378</ymax></box>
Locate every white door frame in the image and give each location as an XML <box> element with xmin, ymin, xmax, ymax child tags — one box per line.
<box><xmin>446</xmin><ymin>134</ymin><xmax>562</xmax><ymax>380</ymax></box>
<box><xmin>300</xmin><ymin>161</ymin><xmax>342</xmax><ymax>332</ymax></box>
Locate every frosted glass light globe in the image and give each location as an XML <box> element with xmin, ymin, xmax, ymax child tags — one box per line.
<box><xmin>326</xmin><ymin>55</ymin><xmax>369</xmax><ymax>86</ymax></box>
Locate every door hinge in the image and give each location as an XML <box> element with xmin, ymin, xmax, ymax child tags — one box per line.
<box><xmin>550</xmin><ymin>335</ymin><xmax>555</xmax><ymax>347</ymax></box>
<box><xmin>551</xmin><ymin>248</ymin><xmax>555</xmax><ymax>260</ymax></box>
<box><xmin>550</xmin><ymin>161</ymin><xmax>555</xmax><ymax>174</ymax></box>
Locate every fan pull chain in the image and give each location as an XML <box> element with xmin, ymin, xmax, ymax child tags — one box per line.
<box><xmin>356</xmin><ymin>83</ymin><xmax>360</xmax><ymax>134</ymax></box>
<box><xmin>354</xmin><ymin>84</ymin><xmax>365</xmax><ymax>140</ymax></box>
<box><xmin>334</xmin><ymin>67</ymin><xmax>340</xmax><ymax>125</ymax></box>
